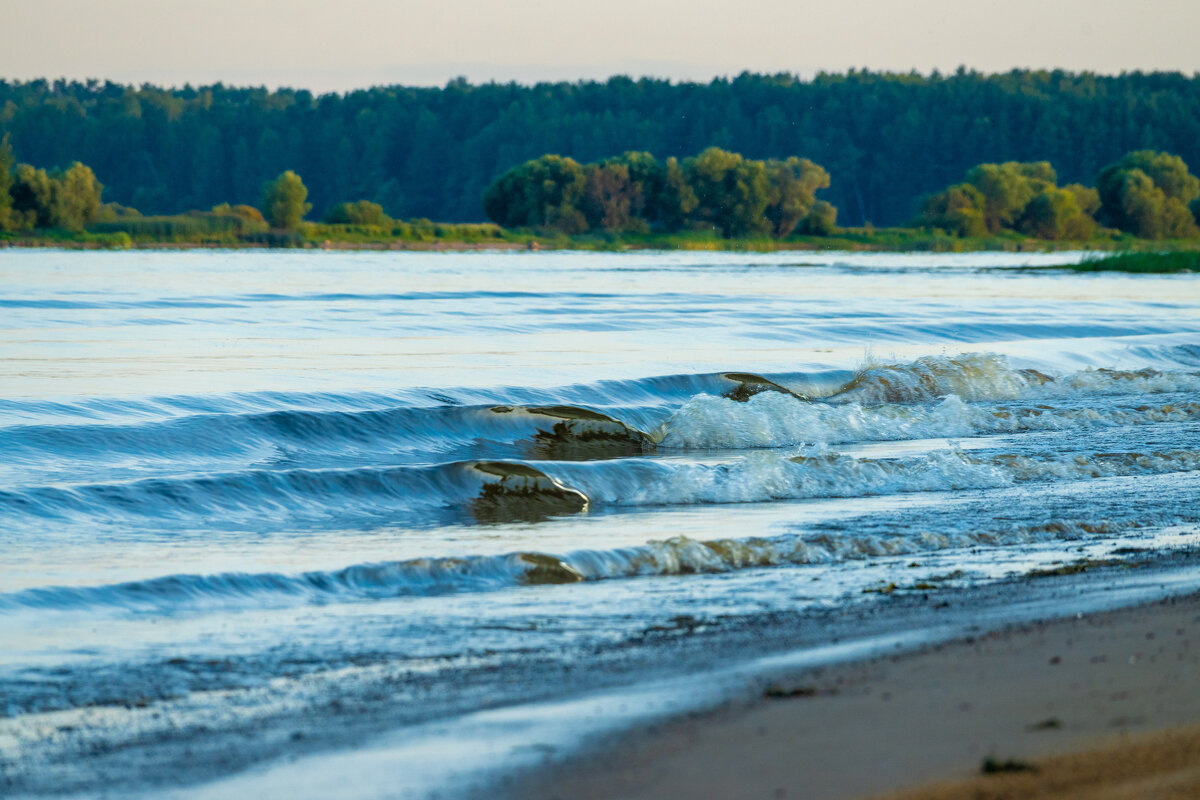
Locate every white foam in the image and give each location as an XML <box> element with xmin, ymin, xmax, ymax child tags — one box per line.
<box><xmin>664</xmin><ymin>393</ymin><xmax>985</xmax><ymax>448</ymax></box>
<box><xmin>626</xmin><ymin>447</ymin><xmax>1200</xmax><ymax>507</ymax></box>
<box><xmin>1046</xmin><ymin>368</ymin><xmax>1200</xmax><ymax>397</ymax></box>
<box><xmin>629</xmin><ymin>449</ymin><xmax>1011</xmax><ymax>506</ymax></box>
<box><xmin>664</xmin><ymin>392</ymin><xmax>1200</xmax><ymax>450</ymax></box>
<box><xmin>834</xmin><ymin>353</ymin><xmax>1200</xmax><ymax>406</ymax></box>
<box><xmin>661</xmin><ymin>363</ymin><xmax>1200</xmax><ymax>451</ymax></box>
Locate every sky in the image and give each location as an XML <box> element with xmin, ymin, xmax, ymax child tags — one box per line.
<box><xmin>4</xmin><ymin>0</ymin><xmax>1199</xmax><ymax>92</ymax></box>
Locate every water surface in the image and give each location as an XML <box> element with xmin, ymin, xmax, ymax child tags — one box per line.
<box><xmin>1</xmin><ymin>249</ymin><xmax>1198</xmax><ymax>795</ymax></box>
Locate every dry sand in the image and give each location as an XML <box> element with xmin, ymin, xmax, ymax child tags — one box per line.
<box><xmin>509</xmin><ymin>593</ymin><xmax>1200</xmax><ymax>800</ymax></box>
<box><xmin>878</xmin><ymin>723</ymin><xmax>1200</xmax><ymax>799</ymax></box>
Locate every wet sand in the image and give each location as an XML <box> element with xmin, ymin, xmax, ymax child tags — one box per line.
<box><xmin>509</xmin><ymin>592</ymin><xmax>1200</xmax><ymax>800</ymax></box>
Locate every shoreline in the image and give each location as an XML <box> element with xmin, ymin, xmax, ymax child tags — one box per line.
<box><xmin>33</xmin><ymin>550</ymin><xmax>1196</xmax><ymax>800</ymax></box>
<box><xmin>0</xmin><ymin>241</ymin><xmax>1155</xmax><ymax>254</ymax></box>
<box><xmin>504</xmin><ymin>577</ymin><xmax>1200</xmax><ymax>800</ymax></box>
<box><xmin>5</xmin><ymin>553</ymin><xmax>1200</xmax><ymax>797</ymax></box>
<box><xmin>3</xmin><ymin>236</ymin><xmax>1196</xmax><ymax>255</ymax></box>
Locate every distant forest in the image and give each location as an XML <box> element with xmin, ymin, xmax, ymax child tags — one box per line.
<box><xmin>3</xmin><ymin>70</ymin><xmax>1199</xmax><ymax>226</ymax></box>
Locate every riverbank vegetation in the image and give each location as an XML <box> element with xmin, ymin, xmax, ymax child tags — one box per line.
<box><xmin>2</xmin><ymin>128</ymin><xmax>1200</xmax><ymax>257</ymax></box>
<box><xmin>483</xmin><ymin>149</ymin><xmax>836</xmax><ymax>238</ymax></box>
<box><xmin>1070</xmin><ymin>251</ymin><xmax>1200</xmax><ymax>273</ymax></box>
<box><xmin>4</xmin><ymin>71</ymin><xmax>1200</xmax><ymax>227</ymax></box>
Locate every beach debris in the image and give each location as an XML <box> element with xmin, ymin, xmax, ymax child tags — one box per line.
<box><xmin>469</xmin><ymin>461</ymin><xmax>590</xmax><ymax>522</ymax></box>
<box><xmin>720</xmin><ymin>372</ymin><xmax>809</xmax><ymax>403</ymax></box>
<box><xmin>863</xmin><ymin>578</ymin><xmax>952</xmax><ymax>595</ymax></box>
<box><xmin>981</xmin><ymin>756</ymin><xmax>1036</xmax><ymax>774</ymax></box>
<box><xmin>640</xmin><ymin>614</ymin><xmax>709</xmax><ymax>637</ymax></box>
<box><xmin>763</xmin><ymin>684</ymin><xmax>818</xmax><ymax>699</ymax></box>
<box><xmin>516</xmin><ymin>552</ymin><xmax>586</xmax><ymax>585</ymax></box>
<box><xmin>1028</xmin><ymin>558</ymin><xmax>1123</xmax><ymax>577</ymax></box>
<box><xmin>1027</xmin><ymin>717</ymin><xmax>1063</xmax><ymax>731</ymax></box>
<box><xmin>525</xmin><ymin>404</ymin><xmax>657</xmax><ymax>454</ymax></box>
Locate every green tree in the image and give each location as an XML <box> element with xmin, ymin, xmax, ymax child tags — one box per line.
<box><xmin>656</xmin><ymin>156</ymin><xmax>698</xmax><ymax>231</ymax></box>
<box><xmin>1018</xmin><ymin>188</ymin><xmax>1095</xmax><ymax>240</ymax></box>
<box><xmin>764</xmin><ymin>157</ymin><xmax>832</xmax><ymax>237</ymax></box>
<box><xmin>325</xmin><ymin>199</ymin><xmax>392</xmax><ymax>227</ymax></box>
<box><xmin>582</xmin><ymin>162</ymin><xmax>645</xmax><ymax>232</ymax></box>
<box><xmin>482</xmin><ymin>154</ymin><xmax>587</xmax><ymax>233</ymax></box>
<box><xmin>797</xmin><ymin>199</ymin><xmax>838</xmax><ymax>236</ymax></box>
<box><xmin>93</xmin><ymin>202</ymin><xmax>142</xmax><ymax>223</ymax></box>
<box><xmin>53</xmin><ymin>162</ymin><xmax>103</xmax><ymax>231</ymax></box>
<box><xmin>7</xmin><ymin>71</ymin><xmax>1200</xmax><ymax>225</ymax></box>
<box><xmin>9</xmin><ymin>163</ymin><xmax>55</xmax><ymax>229</ymax></box>
<box><xmin>608</xmin><ymin>152</ymin><xmax>664</xmax><ymax>224</ymax></box>
<box><xmin>963</xmin><ymin>161</ymin><xmax>1056</xmax><ymax>233</ymax></box>
<box><xmin>915</xmin><ymin>183</ymin><xmax>988</xmax><ymax>237</ymax></box>
<box><xmin>1096</xmin><ymin>151</ymin><xmax>1200</xmax><ymax>238</ymax></box>
<box><xmin>482</xmin><ymin>148</ymin><xmax>831</xmax><ymax>237</ymax></box>
<box><xmin>261</xmin><ymin>170</ymin><xmax>312</xmax><ymax>230</ymax></box>
<box><xmin>916</xmin><ymin>161</ymin><xmax>1101</xmax><ymax>239</ymax></box>
<box><xmin>1104</xmin><ymin>169</ymin><xmax>1197</xmax><ymax>239</ymax></box>
<box><xmin>1111</xmin><ymin>151</ymin><xmax>1200</xmax><ymax>204</ymax></box>
<box><xmin>682</xmin><ymin>147</ymin><xmax>771</xmax><ymax>237</ymax></box>
<box><xmin>208</xmin><ymin>202</ymin><xmax>267</xmax><ymax>234</ymax></box>
<box><xmin>212</xmin><ymin>203</ymin><xmax>266</xmax><ymax>223</ymax></box>
<box><xmin>1063</xmin><ymin>183</ymin><xmax>1101</xmax><ymax>217</ymax></box>
<box><xmin>0</xmin><ymin>135</ymin><xmax>15</xmax><ymax>232</ymax></box>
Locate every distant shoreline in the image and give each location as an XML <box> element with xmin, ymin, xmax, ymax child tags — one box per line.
<box><xmin>4</xmin><ymin>229</ymin><xmax>1200</xmax><ymax>257</ymax></box>
<box><xmin>3</xmin><ymin>237</ymin><xmax>1200</xmax><ymax>276</ymax></box>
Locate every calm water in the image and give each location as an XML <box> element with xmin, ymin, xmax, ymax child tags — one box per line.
<box><xmin>2</xmin><ymin>249</ymin><xmax>1199</xmax><ymax>796</ymax></box>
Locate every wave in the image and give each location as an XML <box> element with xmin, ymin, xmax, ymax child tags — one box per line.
<box><xmin>662</xmin><ymin>392</ymin><xmax>1200</xmax><ymax>449</ymax></box>
<box><xmin>0</xmin><ymin>550</ymin><xmax>588</xmax><ymax>612</ymax></box>
<box><xmin>4</xmin><ymin>507</ymin><xmax>1187</xmax><ymax>614</ymax></box>
<box><xmin>0</xmin><ymin>402</ymin><xmax>667</xmax><ymax>476</ymax></box>
<box><xmin>0</xmin><ymin>372</ymin><xmax>813</xmax><ymax>475</ymax></box>
<box><xmin>0</xmin><ymin>368</ymin><xmax>815</xmax><ymax>428</ymax></box>
<box><xmin>5</xmin><ymin>355</ymin><xmax>1198</xmax><ymax>472</ymax></box>
<box><xmin>5</xmin><ymin>442</ymin><xmax>1197</xmax><ymax>529</ymax></box>
<box><xmin>4</xmin><ymin>351</ymin><xmax>1200</xmax><ymax>529</ymax></box>
<box><xmin>618</xmin><ymin>447</ymin><xmax>1200</xmax><ymax>507</ymax></box>
<box><xmin>0</xmin><ymin>460</ymin><xmax>589</xmax><ymax>526</ymax></box>
<box><xmin>829</xmin><ymin>354</ymin><xmax>1040</xmax><ymax>404</ymax></box>
<box><xmin>828</xmin><ymin>353</ymin><xmax>1200</xmax><ymax>406</ymax></box>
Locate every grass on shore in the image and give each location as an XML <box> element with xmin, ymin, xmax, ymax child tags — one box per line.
<box><xmin>5</xmin><ymin>220</ymin><xmax>1200</xmax><ymax>261</ymax></box>
<box><xmin>1070</xmin><ymin>251</ymin><xmax>1200</xmax><ymax>273</ymax></box>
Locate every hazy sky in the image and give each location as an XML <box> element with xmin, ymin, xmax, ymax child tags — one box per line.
<box><xmin>4</xmin><ymin>0</ymin><xmax>1198</xmax><ymax>92</ymax></box>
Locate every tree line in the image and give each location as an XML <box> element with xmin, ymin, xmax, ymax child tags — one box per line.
<box><xmin>492</xmin><ymin>147</ymin><xmax>1200</xmax><ymax>239</ymax></box>
<box><xmin>483</xmin><ymin>149</ymin><xmax>835</xmax><ymax>237</ymax></box>
<box><xmin>0</xmin><ymin>136</ymin><xmax>103</xmax><ymax>232</ymax></box>
<box><xmin>2</xmin><ymin>70</ymin><xmax>1200</xmax><ymax>226</ymax></box>
<box><xmin>0</xmin><ymin>133</ymin><xmax>302</xmax><ymax>235</ymax></box>
<box><xmin>915</xmin><ymin>150</ymin><xmax>1200</xmax><ymax>240</ymax></box>
<box><xmin>3</xmin><ymin>127</ymin><xmax>1200</xmax><ymax>242</ymax></box>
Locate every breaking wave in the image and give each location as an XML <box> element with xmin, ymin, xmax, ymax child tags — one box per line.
<box><xmin>663</xmin><ymin>392</ymin><xmax>1200</xmax><ymax>449</ymax></box>
<box><xmin>6</xmin><ymin>503</ymin><xmax>1189</xmax><ymax>614</ymax></box>
<box><xmin>619</xmin><ymin>447</ymin><xmax>1200</xmax><ymax>506</ymax></box>
<box><xmin>5</xmin><ymin>443</ymin><xmax>1198</xmax><ymax>527</ymax></box>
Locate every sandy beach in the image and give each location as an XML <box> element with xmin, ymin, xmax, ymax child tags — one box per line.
<box><xmin>509</xmin><ymin>591</ymin><xmax>1200</xmax><ymax>800</ymax></box>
